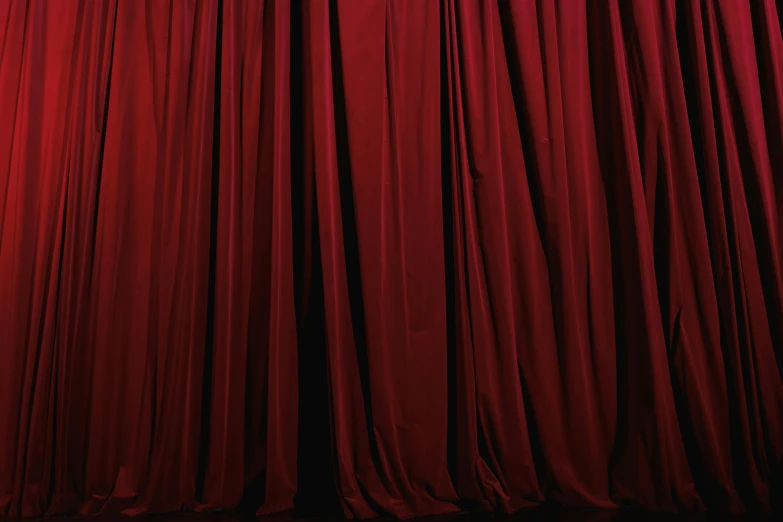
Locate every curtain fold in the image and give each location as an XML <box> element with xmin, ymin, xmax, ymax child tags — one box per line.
<box><xmin>1</xmin><ymin>0</ymin><xmax>782</xmax><ymax>518</ymax></box>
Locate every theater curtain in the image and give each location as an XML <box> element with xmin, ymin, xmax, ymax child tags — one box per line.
<box><xmin>1</xmin><ymin>0</ymin><xmax>783</xmax><ymax>518</ymax></box>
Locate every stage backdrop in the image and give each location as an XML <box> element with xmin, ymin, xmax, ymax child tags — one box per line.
<box><xmin>1</xmin><ymin>0</ymin><xmax>782</xmax><ymax>517</ymax></box>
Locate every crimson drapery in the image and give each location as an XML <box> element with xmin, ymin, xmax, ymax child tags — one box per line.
<box><xmin>1</xmin><ymin>0</ymin><xmax>782</xmax><ymax>518</ymax></box>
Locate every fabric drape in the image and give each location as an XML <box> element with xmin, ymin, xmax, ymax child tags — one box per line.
<box><xmin>1</xmin><ymin>0</ymin><xmax>782</xmax><ymax>518</ymax></box>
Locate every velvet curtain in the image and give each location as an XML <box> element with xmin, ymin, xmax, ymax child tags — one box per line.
<box><xmin>1</xmin><ymin>0</ymin><xmax>782</xmax><ymax>518</ymax></box>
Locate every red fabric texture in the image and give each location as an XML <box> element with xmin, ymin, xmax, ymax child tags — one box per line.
<box><xmin>1</xmin><ymin>0</ymin><xmax>782</xmax><ymax>517</ymax></box>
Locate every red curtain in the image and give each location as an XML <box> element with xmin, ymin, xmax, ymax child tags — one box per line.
<box><xmin>1</xmin><ymin>0</ymin><xmax>782</xmax><ymax>517</ymax></box>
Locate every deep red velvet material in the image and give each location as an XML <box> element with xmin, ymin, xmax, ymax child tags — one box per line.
<box><xmin>1</xmin><ymin>0</ymin><xmax>782</xmax><ymax>518</ymax></box>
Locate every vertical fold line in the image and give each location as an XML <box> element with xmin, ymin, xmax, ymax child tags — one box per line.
<box><xmin>195</xmin><ymin>0</ymin><xmax>222</xmax><ymax>504</ymax></box>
